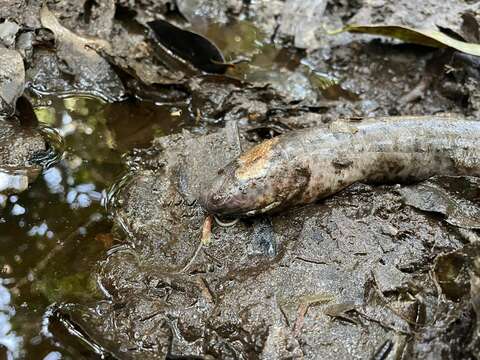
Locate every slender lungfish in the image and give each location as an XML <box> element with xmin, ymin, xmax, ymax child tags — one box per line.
<box><xmin>201</xmin><ymin>116</ymin><xmax>480</xmax><ymax>216</ymax></box>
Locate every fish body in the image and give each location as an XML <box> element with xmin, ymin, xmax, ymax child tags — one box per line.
<box><xmin>201</xmin><ymin>116</ymin><xmax>480</xmax><ymax>216</ymax></box>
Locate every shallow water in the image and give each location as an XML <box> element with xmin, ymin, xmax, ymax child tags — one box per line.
<box><xmin>0</xmin><ymin>96</ymin><xmax>190</xmax><ymax>359</ymax></box>
<box><xmin>193</xmin><ymin>20</ymin><xmax>353</xmax><ymax>101</ymax></box>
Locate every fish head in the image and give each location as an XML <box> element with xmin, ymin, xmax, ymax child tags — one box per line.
<box><xmin>201</xmin><ymin>139</ymin><xmax>310</xmax><ymax>217</ymax></box>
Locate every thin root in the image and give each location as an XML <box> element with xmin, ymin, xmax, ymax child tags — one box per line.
<box><xmin>180</xmin><ymin>215</ymin><xmax>213</xmax><ymax>273</ymax></box>
<box><xmin>180</xmin><ymin>239</ymin><xmax>203</xmax><ymax>274</ymax></box>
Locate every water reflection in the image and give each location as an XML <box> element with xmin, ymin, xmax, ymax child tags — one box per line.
<box><xmin>43</xmin><ymin>351</ymin><xmax>61</xmax><ymax>360</ymax></box>
<box><xmin>195</xmin><ymin>20</ymin><xmax>358</xmax><ymax>102</ymax></box>
<box><xmin>0</xmin><ymin>280</ymin><xmax>22</xmax><ymax>359</ymax></box>
<box><xmin>0</xmin><ymin>171</ymin><xmax>29</xmax><ymax>195</ymax></box>
<box><xmin>0</xmin><ymin>95</ymin><xmax>187</xmax><ymax>358</ymax></box>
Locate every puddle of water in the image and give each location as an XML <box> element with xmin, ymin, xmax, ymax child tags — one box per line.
<box><xmin>0</xmin><ymin>95</ymin><xmax>189</xmax><ymax>358</ymax></box>
<box><xmin>192</xmin><ymin>20</ymin><xmax>357</xmax><ymax>101</ymax></box>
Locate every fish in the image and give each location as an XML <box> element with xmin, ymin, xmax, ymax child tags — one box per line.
<box><xmin>200</xmin><ymin>116</ymin><xmax>480</xmax><ymax>217</ymax></box>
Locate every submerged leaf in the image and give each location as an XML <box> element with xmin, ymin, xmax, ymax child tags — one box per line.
<box><xmin>339</xmin><ymin>24</ymin><xmax>480</xmax><ymax>57</ymax></box>
<box><xmin>433</xmin><ymin>244</ymin><xmax>480</xmax><ymax>301</ymax></box>
<box><xmin>147</xmin><ymin>19</ymin><xmax>231</xmax><ymax>74</ymax></box>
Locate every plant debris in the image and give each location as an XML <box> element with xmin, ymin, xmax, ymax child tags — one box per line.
<box><xmin>339</xmin><ymin>24</ymin><xmax>480</xmax><ymax>56</ymax></box>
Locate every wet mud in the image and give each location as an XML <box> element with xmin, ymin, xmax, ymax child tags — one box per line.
<box><xmin>68</xmin><ymin>125</ymin><xmax>479</xmax><ymax>359</ymax></box>
<box><xmin>1</xmin><ymin>0</ymin><xmax>480</xmax><ymax>359</ymax></box>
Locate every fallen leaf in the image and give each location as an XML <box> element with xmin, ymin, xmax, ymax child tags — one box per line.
<box><xmin>147</xmin><ymin>19</ymin><xmax>232</xmax><ymax>74</ymax></box>
<box><xmin>337</xmin><ymin>24</ymin><xmax>480</xmax><ymax>57</ymax></box>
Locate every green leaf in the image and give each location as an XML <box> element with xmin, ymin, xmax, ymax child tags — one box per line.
<box><xmin>336</xmin><ymin>24</ymin><xmax>480</xmax><ymax>57</ymax></box>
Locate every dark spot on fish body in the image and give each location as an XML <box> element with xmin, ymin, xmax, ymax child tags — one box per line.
<box><xmin>272</xmin><ymin>166</ymin><xmax>311</xmax><ymax>207</ymax></box>
<box><xmin>385</xmin><ymin>159</ymin><xmax>400</xmax><ymax>174</ymax></box>
<box><xmin>372</xmin><ymin>142</ymin><xmax>383</xmax><ymax>153</ymax></box>
<box><xmin>336</xmin><ymin>178</ymin><xmax>349</xmax><ymax>189</ymax></box>
<box><xmin>393</xmin><ymin>163</ymin><xmax>406</xmax><ymax>177</ymax></box>
<box><xmin>360</xmin><ymin>166</ymin><xmax>370</xmax><ymax>177</ymax></box>
<box><xmin>331</xmin><ymin>157</ymin><xmax>354</xmax><ymax>169</ymax></box>
<box><xmin>390</xmin><ymin>141</ymin><xmax>400</xmax><ymax>153</ymax></box>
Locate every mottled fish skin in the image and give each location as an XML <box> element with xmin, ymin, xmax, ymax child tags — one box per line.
<box><xmin>201</xmin><ymin>116</ymin><xmax>480</xmax><ymax>217</ymax></box>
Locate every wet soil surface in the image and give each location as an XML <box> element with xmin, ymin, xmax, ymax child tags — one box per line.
<box><xmin>1</xmin><ymin>0</ymin><xmax>480</xmax><ymax>359</ymax></box>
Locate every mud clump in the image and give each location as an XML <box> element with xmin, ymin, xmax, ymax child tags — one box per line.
<box><xmin>0</xmin><ymin>48</ymin><xmax>24</xmax><ymax>115</ymax></box>
<box><xmin>0</xmin><ymin>47</ymin><xmax>48</xmax><ymax>195</ymax></box>
<box><xmin>0</xmin><ymin>119</ymin><xmax>48</xmax><ymax>195</ymax></box>
<box><xmin>0</xmin><ymin>120</ymin><xmax>46</xmax><ymax>169</ymax></box>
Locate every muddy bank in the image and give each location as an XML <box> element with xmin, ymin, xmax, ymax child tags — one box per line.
<box><xmin>53</xmin><ymin>125</ymin><xmax>480</xmax><ymax>359</ymax></box>
<box><xmin>1</xmin><ymin>0</ymin><xmax>480</xmax><ymax>358</ymax></box>
<box><xmin>39</xmin><ymin>0</ymin><xmax>480</xmax><ymax>358</ymax></box>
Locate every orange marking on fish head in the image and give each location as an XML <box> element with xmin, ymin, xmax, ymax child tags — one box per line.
<box><xmin>235</xmin><ymin>138</ymin><xmax>279</xmax><ymax>180</ymax></box>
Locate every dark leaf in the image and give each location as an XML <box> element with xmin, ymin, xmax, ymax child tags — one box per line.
<box><xmin>147</xmin><ymin>19</ymin><xmax>231</xmax><ymax>74</ymax></box>
<box><xmin>371</xmin><ymin>339</ymin><xmax>393</xmax><ymax>360</ymax></box>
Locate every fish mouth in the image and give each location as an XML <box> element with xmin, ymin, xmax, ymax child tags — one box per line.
<box><xmin>202</xmin><ymin>191</ymin><xmax>242</xmax><ymax>216</ymax></box>
<box><xmin>244</xmin><ymin>201</ymin><xmax>282</xmax><ymax>216</ymax></box>
<box><xmin>203</xmin><ymin>192</ymin><xmax>282</xmax><ymax>217</ymax></box>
